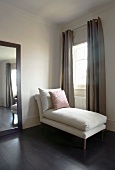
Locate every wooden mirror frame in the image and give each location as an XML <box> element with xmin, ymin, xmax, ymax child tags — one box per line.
<box><xmin>0</xmin><ymin>40</ymin><xmax>22</xmax><ymax>137</ymax></box>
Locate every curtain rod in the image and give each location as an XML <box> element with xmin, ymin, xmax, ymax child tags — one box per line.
<box><xmin>72</xmin><ymin>24</ymin><xmax>87</xmax><ymax>31</ymax></box>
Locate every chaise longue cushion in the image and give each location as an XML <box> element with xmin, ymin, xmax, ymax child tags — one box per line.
<box><xmin>39</xmin><ymin>88</ymin><xmax>61</xmax><ymax>112</ymax></box>
<box><xmin>43</xmin><ymin>108</ymin><xmax>107</xmax><ymax>131</ymax></box>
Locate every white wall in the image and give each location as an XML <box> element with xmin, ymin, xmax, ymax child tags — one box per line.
<box><xmin>0</xmin><ymin>2</ymin><xmax>61</xmax><ymax>128</ymax></box>
<box><xmin>0</xmin><ymin>62</ymin><xmax>3</xmax><ymax>105</ymax></box>
<box><xmin>62</xmin><ymin>2</ymin><xmax>115</xmax><ymax>132</ymax></box>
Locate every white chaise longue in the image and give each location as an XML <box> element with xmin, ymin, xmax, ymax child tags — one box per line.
<box><xmin>35</xmin><ymin>89</ymin><xmax>107</xmax><ymax>149</ymax></box>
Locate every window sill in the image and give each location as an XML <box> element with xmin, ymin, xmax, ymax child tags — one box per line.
<box><xmin>74</xmin><ymin>95</ymin><xmax>86</xmax><ymax>97</ymax></box>
<box><xmin>74</xmin><ymin>88</ymin><xmax>86</xmax><ymax>97</ymax></box>
<box><xmin>74</xmin><ymin>87</ymin><xmax>86</xmax><ymax>90</ymax></box>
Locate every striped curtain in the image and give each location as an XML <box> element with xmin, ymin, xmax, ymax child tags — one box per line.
<box><xmin>6</xmin><ymin>63</ymin><xmax>14</xmax><ymax>107</ymax></box>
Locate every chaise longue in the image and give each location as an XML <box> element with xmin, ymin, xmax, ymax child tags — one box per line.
<box><xmin>35</xmin><ymin>88</ymin><xmax>107</xmax><ymax>149</ymax></box>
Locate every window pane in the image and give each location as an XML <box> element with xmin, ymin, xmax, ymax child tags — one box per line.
<box><xmin>75</xmin><ymin>60</ymin><xmax>87</xmax><ymax>86</ymax></box>
<box><xmin>73</xmin><ymin>42</ymin><xmax>87</xmax><ymax>88</ymax></box>
<box><xmin>11</xmin><ymin>69</ymin><xmax>17</xmax><ymax>97</ymax></box>
<box><xmin>76</xmin><ymin>46</ymin><xmax>86</xmax><ymax>60</ymax></box>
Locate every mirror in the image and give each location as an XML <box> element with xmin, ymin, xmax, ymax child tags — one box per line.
<box><xmin>0</xmin><ymin>41</ymin><xmax>22</xmax><ymax>136</ymax></box>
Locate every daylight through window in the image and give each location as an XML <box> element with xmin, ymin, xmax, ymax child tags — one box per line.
<box><xmin>73</xmin><ymin>42</ymin><xmax>87</xmax><ymax>89</ymax></box>
<box><xmin>11</xmin><ymin>69</ymin><xmax>17</xmax><ymax>97</ymax></box>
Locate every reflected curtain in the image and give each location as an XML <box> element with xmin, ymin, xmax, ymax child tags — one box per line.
<box><xmin>6</xmin><ymin>63</ymin><xmax>14</xmax><ymax>107</ymax></box>
<box><xmin>86</xmin><ymin>17</ymin><xmax>106</xmax><ymax>115</ymax></box>
<box><xmin>61</xmin><ymin>30</ymin><xmax>75</xmax><ymax>107</ymax></box>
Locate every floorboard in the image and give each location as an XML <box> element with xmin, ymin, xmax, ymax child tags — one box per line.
<box><xmin>0</xmin><ymin>107</ymin><xmax>18</xmax><ymax>132</ymax></box>
<box><xmin>0</xmin><ymin>125</ymin><xmax>115</xmax><ymax>170</ymax></box>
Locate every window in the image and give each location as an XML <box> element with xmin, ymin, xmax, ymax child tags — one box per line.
<box><xmin>11</xmin><ymin>69</ymin><xmax>17</xmax><ymax>97</ymax></box>
<box><xmin>73</xmin><ymin>42</ymin><xmax>87</xmax><ymax>89</ymax></box>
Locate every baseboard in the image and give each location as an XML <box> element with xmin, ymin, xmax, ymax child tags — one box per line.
<box><xmin>0</xmin><ymin>99</ymin><xmax>4</xmax><ymax>106</ymax></box>
<box><xmin>106</xmin><ymin>119</ymin><xmax>115</xmax><ymax>132</ymax></box>
<box><xmin>23</xmin><ymin>116</ymin><xmax>40</xmax><ymax>129</ymax></box>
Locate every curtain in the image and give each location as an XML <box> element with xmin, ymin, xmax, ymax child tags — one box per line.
<box><xmin>86</xmin><ymin>17</ymin><xmax>106</xmax><ymax>115</ymax></box>
<box><xmin>6</xmin><ymin>63</ymin><xmax>14</xmax><ymax>107</ymax></box>
<box><xmin>61</xmin><ymin>30</ymin><xmax>75</xmax><ymax>107</ymax></box>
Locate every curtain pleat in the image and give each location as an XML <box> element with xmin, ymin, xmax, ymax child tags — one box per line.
<box><xmin>86</xmin><ymin>17</ymin><xmax>106</xmax><ymax>115</ymax></box>
<box><xmin>61</xmin><ymin>30</ymin><xmax>75</xmax><ymax>107</ymax></box>
<box><xmin>6</xmin><ymin>63</ymin><xmax>14</xmax><ymax>107</ymax></box>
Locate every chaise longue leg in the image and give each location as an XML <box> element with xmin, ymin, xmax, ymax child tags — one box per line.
<box><xmin>84</xmin><ymin>139</ymin><xmax>86</xmax><ymax>150</ymax></box>
<box><xmin>83</xmin><ymin>130</ymin><xmax>104</xmax><ymax>149</ymax></box>
<box><xmin>12</xmin><ymin>113</ymin><xmax>14</xmax><ymax>125</ymax></box>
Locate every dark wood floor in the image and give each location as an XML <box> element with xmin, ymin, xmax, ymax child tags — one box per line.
<box><xmin>0</xmin><ymin>125</ymin><xmax>115</xmax><ymax>170</ymax></box>
<box><xmin>0</xmin><ymin>107</ymin><xmax>18</xmax><ymax>132</ymax></box>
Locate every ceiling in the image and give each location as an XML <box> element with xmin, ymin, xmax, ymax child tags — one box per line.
<box><xmin>0</xmin><ymin>46</ymin><xmax>16</xmax><ymax>61</ymax></box>
<box><xmin>0</xmin><ymin>0</ymin><xmax>114</xmax><ymax>24</ymax></box>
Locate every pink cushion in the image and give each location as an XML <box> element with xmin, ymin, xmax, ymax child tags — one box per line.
<box><xmin>49</xmin><ymin>90</ymin><xmax>70</xmax><ymax>110</ymax></box>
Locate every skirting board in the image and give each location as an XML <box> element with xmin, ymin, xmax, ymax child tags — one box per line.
<box><xmin>107</xmin><ymin>120</ymin><xmax>115</xmax><ymax>132</ymax></box>
<box><xmin>23</xmin><ymin>116</ymin><xmax>40</xmax><ymax>129</ymax></box>
<box><xmin>0</xmin><ymin>99</ymin><xmax>4</xmax><ymax>106</ymax></box>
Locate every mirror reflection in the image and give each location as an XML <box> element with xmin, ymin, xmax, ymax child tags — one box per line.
<box><xmin>0</xmin><ymin>46</ymin><xmax>18</xmax><ymax>132</ymax></box>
